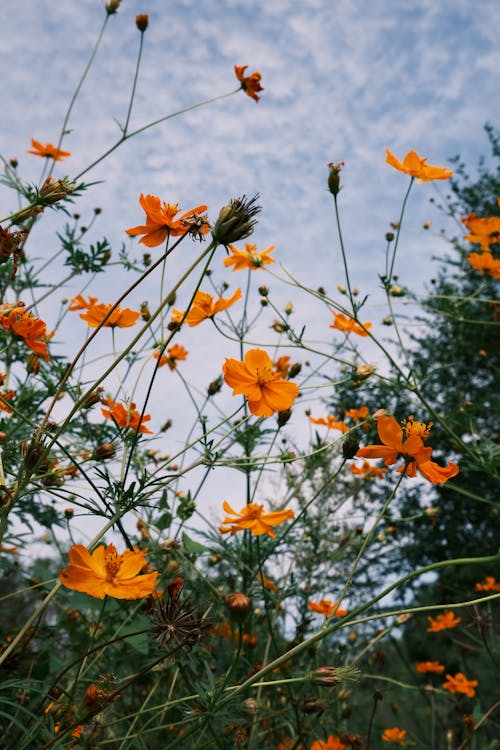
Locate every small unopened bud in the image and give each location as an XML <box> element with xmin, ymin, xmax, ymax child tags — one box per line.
<box><xmin>284</xmin><ymin>302</ymin><xmax>294</xmax><ymax>315</ymax></box>
<box><xmin>327</xmin><ymin>161</ymin><xmax>345</xmax><ymax>196</ymax></box>
<box><xmin>161</xmin><ymin>419</ymin><xmax>172</xmax><ymax>432</ymax></box>
<box><xmin>242</xmin><ymin>698</ymin><xmax>258</xmax><ymax>716</ymax></box>
<box><xmin>314</xmin><ymin>666</ymin><xmax>339</xmax><ymax>687</ymax></box>
<box><xmin>225</xmin><ymin>592</ymin><xmax>252</xmax><ymax>622</ymax></box>
<box><xmin>277</xmin><ymin>408</ymin><xmax>292</xmax><ymax>427</ymax></box>
<box><xmin>355</xmin><ymin>364</ymin><xmax>375</xmax><ymax>381</ymax></box>
<box><xmin>390</xmin><ymin>285</ymin><xmax>405</xmax><ymax>297</ymax></box>
<box><xmin>337</xmin><ymin>284</ymin><xmax>346</xmax><ymax>294</ymax></box>
<box><xmin>135</xmin><ymin>14</ymin><xmax>149</xmax><ymax>31</ymax></box>
<box><xmin>288</xmin><ymin>362</ymin><xmax>302</xmax><ymax>378</ymax></box>
<box><xmin>258</xmin><ymin>285</ymin><xmax>269</xmax><ymax>297</ymax></box>
<box><xmin>9</xmin><ymin>158</ymin><xmax>18</xmax><ymax>169</ymax></box>
<box><xmin>26</xmin><ymin>353</ymin><xmax>40</xmax><ymax>374</ymax></box>
<box><xmin>140</xmin><ymin>301</ymin><xmax>151</xmax><ymax>321</ymax></box>
<box><xmin>342</xmin><ymin>436</ymin><xmax>360</xmax><ymax>459</ymax></box>
<box><xmin>94</xmin><ymin>207</ymin><xmax>102</xmax><ymax>215</ymax></box>
<box><xmin>385</xmin><ymin>231</ymin><xmax>395</xmax><ymax>242</ymax></box>
<box><xmin>143</xmin><ymin>253</ymin><xmax>152</xmax><ymax>267</ymax></box>
<box><xmin>207</xmin><ymin>375</ymin><xmax>223</xmax><ymax>396</ymax></box>
<box><xmin>81</xmin><ymin>388</ymin><xmax>104</xmax><ymax>409</ymax></box>
<box><xmin>92</xmin><ymin>442</ymin><xmax>116</xmax><ymax>461</ymax></box>
<box><xmin>317</xmin><ymin>286</ymin><xmax>326</xmax><ymax>295</ymax></box>
<box><xmin>382</xmin><ymin>316</ymin><xmax>393</xmax><ymax>326</ymax></box>
<box><xmin>106</xmin><ymin>0</ymin><xmax>122</xmax><ymax>14</ymax></box>
<box><xmin>302</xmin><ymin>697</ymin><xmax>327</xmax><ymax>714</ymax></box>
<box><xmin>212</xmin><ymin>195</ymin><xmax>261</xmax><ymax>245</ymax></box>
<box><xmin>64</xmin><ymin>508</ymin><xmax>74</xmax><ymax>519</ymax></box>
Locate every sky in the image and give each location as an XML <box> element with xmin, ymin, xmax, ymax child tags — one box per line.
<box><xmin>0</xmin><ymin>0</ymin><xmax>499</xmax><ymax>545</ymax></box>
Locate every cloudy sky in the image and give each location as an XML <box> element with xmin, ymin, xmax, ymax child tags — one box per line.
<box><xmin>0</xmin><ymin>0</ymin><xmax>499</xmax><ymax>542</ymax></box>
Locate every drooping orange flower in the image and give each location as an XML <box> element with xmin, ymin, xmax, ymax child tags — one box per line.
<box><xmin>415</xmin><ymin>660</ymin><xmax>446</xmax><ymax>674</ymax></box>
<box><xmin>310</xmin><ymin>737</ymin><xmax>346</xmax><ymax>750</ymax></box>
<box><xmin>475</xmin><ymin>576</ymin><xmax>500</xmax><ymax>592</ymax></box>
<box><xmin>385</xmin><ymin>148</ymin><xmax>453</xmax><ymax>182</ymax></box>
<box><xmin>462</xmin><ymin>212</ymin><xmax>500</xmax><ymax>250</ymax></box>
<box><xmin>70</xmin><ymin>296</ymin><xmax>140</xmax><ymax>328</ymax></box>
<box><xmin>351</xmin><ymin>460</ymin><xmax>387</xmax><ymax>479</ymax></box>
<box><xmin>346</xmin><ymin>406</ymin><xmax>369</xmax><ymax>422</ymax></box>
<box><xmin>330</xmin><ymin>311</ymin><xmax>372</xmax><ymax>337</ymax></box>
<box><xmin>223</xmin><ymin>242</ymin><xmax>275</xmax><ymax>271</ymax></box>
<box><xmin>426</xmin><ymin>609</ymin><xmax>461</xmax><ymax>632</ymax></box>
<box><xmin>101</xmin><ymin>397</ymin><xmax>153</xmax><ymax>434</ymax></box>
<box><xmin>356</xmin><ymin>414</ymin><xmax>459</xmax><ymax>485</ymax></box>
<box><xmin>443</xmin><ymin>672</ymin><xmax>478</xmax><ymax>698</ymax></box>
<box><xmin>219</xmin><ymin>500</ymin><xmax>294</xmax><ymax>538</ymax></box>
<box><xmin>59</xmin><ymin>543</ymin><xmax>158</xmax><ymax>599</ymax></box>
<box><xmin>381</xmin><ymin>727</ymin><xmax>407</xmax><ymax>745</ymax></box>
<box><xmin>171</xmin><ymin>288</ymin><xmax>242</xmax><ymax>327</ymax></box>
<box><xmin>27</xmin><ymin>138</ymin><xmax>71</xmax><ymax>161</ymax></box>
<box><xmin>154</xmin><ymin>343</ymin><xmax>188</xmax><ymax>370</ymax></box>
<box><xmin>467</xmin><ymin>251</ymin><xmax>500</xmax><ymax>279</ymax></box>
<box><xmin>223</xmin><ymin>348</ymin><xmax>299</xmax><ymax>417</ymax></box>
<box><xmin>0</xmin><ymin>304</ymin><xmax>52</xmax><ymax>361</ymax></box>
<box><xmin>126</xmin><ymin>194</ymin><xmax>209</xmax><ymax>247</ymax></box>
<box><xmin>234</xmin><ymin>65</ymin><xmax>264</xmax><ymax>102</ymax></box>
<box><xmin>273</xmin><ymin>355</ymin><xmax>291</xmax><ymax>378</ymax></box>
<box><xmin>308</xmin><ymin>599</ymin><xmax>348</xmax><ymax>618</ymax></box>
<box><xmin>309</xmin><ymin>415</ymin><xmax>349</xmax><ymax>432</ymax></box>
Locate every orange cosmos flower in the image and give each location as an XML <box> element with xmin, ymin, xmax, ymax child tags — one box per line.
<box><xmin>346</xmin><ymin>405</ymin><xmax>369</xmax><ymax>422</ymax></box>
<box><xmin>309</xmin><ymin>415</ymin><xmax>349</xmax><ymax>432</ymax></box>
<box><xmin>27</xmin><ymin>138</ymin><xmax>71</xmax><ymax>161</ymax></box>
<box><xmin>310</xmin><ymin>737</ymin><xmax>346</xmax><ymax>750</ymax></box>
<box><xmin>219</xmin><ymin>500</ymin><xmax>294</xmax><ymax>538</ymax></box>
<box><xmin>259</xmin><ymin>573</ymin><xmax>278</xmax><ymax>592</ymax></box>
<box><xmin>70</xmin><ymin>296</ymin><xmax>140</xmax><ymax>328</ymax></box>
<box><xmin>426</xmin><ymin>610</ymin><xmax>461</xmax><ymax>632</ymax></box>
<box><xmin>330</xmin><ymin>311</ymin><xmax>371</xmax><ymax>337</ymax></box>
<box><xmin>126</xmin><ymin>194</ymin><xmax>208</xmax><ymax>247</ymax></box>
<box><xmin>0</xmin><ymin>388</ymin><xmax>15</xmax><ymax>413</ymax></box>
<box><xmin>467</xmin><ymin>251</ymin><xmax>500</xmax><ymax>279</ymax></box>
<box><xmin>223</xmin><ymin>242</ymin><xmax>275</xmax><ymax>271</ymax></box>
<box><xmin>273</xmin><ymin>355</ymin><xmax>291</xmax><ymax>378</ymax></box>
<box><xmin>351</xmin><ymin>460</ymin><xmax>387</xmax><ymax>479</ymax></box>
<box><xmin>223</xmin><ymin>348</ymin><xmax>299</xmax><ymax>417</ymax></box>
<box><xmin>0</xmin><ymin>304</ymin><xmax>52</xmax><ymax>361</ymax></box>
<box><xmin>356</xmin><ymin>414</ymin><xmax>459</xmax><ymax>485</ymax></box>
<box><xmin>475</xmin><ymin>576</ymin><xmax>500</xmax><ymax>592</ymax></box>
<box><xmin>381</xmin><ymin>727</ymin><xmax>407</xmax><ymax>745</ymax></box>
<box><xmin>443</xmin><ymin>672</ymin><xmax>478</xmax><ymax>698</ymax></box>
<box><xmin>234</xmin><ymin>65</ymin><xmax>264</xmax><ymax>102</ymax></box>
<box><xmin>171</xmin><ymin>288</ymin><xmax>242</xmax><ymax>327</ymax></box>
<box><xmin>101</xmin><ymin>397</ymin><xmax>153</xmax><ymax>434</ymax></box>
<box><xmin>59</xmin><ymin>543</ymin><xmax>158</xmax><ymax>600</ymax></box>
<box><xmin>154</xmin><ymin>343</ymin><xmax>188</xmax><ymax>370</ymax></box>
<box><xmin>415</xmin><ymin>660</ymin><xmax>446</xmax><ymax>674</ymax></box>
<box><xmin>308</xmin><ymin>599</ymin><xmax>348</xmax><ymax>618</ymax></box>
<box><xmin>461</xmin><ymin>212</ymin><xmax>500</xmax><ymax>250</ymax></box>
<box><xmin>385</xmin><ymin>148</ymin><xmax>453</xmax><ymax>182</ymax></box>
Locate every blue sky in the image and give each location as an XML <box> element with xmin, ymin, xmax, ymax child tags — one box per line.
<box><xmin>0</xmin><ymin>0</ymin><xmax>499</xmax><ymax>542</ymax></box>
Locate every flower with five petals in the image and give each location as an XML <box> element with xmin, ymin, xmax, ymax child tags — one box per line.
<box><xmin>385</xmin><ymin>148</ymin><xmax>453</xmax><ymax>182</ymax></box>
<box><xmin>126</xmin><ymin>194</ymin><xmax>208</xmax><ymax>247</ymax></box>
<box><xmin>234</xmin><ymin>65</ymin><xmax>264</xmax><ymax>101</ymax></box>
<box><xmin>219</xmin><ymin>500</ymin><xmax>294</xmax><ymax>538</ymax></box>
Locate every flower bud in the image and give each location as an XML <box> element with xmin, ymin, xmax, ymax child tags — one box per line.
<box><xmin>314</xmin><ymin>666</ymin><xmax>339</xmax><ymax>687</ymax></box>
<box><xmin>39</xmin><ymin>176</ymin><xmax>74</xmax><ymax>206</ymax></box>
<box><xmin>135</xmin><ymin>14</ymin><xmax>149</xmax><ymax>31</ymax></box>
<box><xmin>225</xmin><ymin>592</ymin><xmax>252</xmax><ymax>622</ymax></box>
<box><xmin>207</xmin><ymin>375</ymin><xmax>223</xmax><ymax>396</ymax></box>
<box><xmin>81</xmin><ymin>388</ymin><xmax>104</xmax><ymax>409</ymax></box>
<box><xmin>342</xmin><ymin>435</ymin><xmax>360</xmax><ymax>459</ymax></box>
<box><xmin>242</xmin><ymin>698</ymin><xmax>258</xmax><ymax>715</ymax></box>
<box><xmin>277</xmin><ymin>408</ymin><xmax>292</xmax><ymax>427</ymax></box>
<box><xmin>385</xmin><ymin>231</ymin><xmax>395</xmax><ymax>242</ymax></box>
<box><xmin>288</xmin><ymin>362</ymin><xmax>302</xmax><ymax>378</ymax></box>
<box><xmin>390</xmin><ymin>285</ymin><xmax>405</xmax><ymax>297</ymax></box>
<box><xmin>92</xmin><ymin>442</ymin><xmax>116</xmax><ymax>461</ymax></box>
<box><xmin>106</xmin><ymin>0</ymin><xmax>122</xmax><ymax>14</ymax></box>
<box><xmin>212</xmin><ymin>195</ymin><xmax>261</xmax><ymax>245</ymax></box>
<box><xmin>327</xmin><ymin>161</ymin><xmax>345</xmax><ymax>196</ymax></box>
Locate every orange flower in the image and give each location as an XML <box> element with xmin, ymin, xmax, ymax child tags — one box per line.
<box><xmin>309</xmin><ymin>415</ymin><xmax>349</xmax><ymax>432</ymax></box>
<box><xmin>356</xmin><ymin>415</ymin><xmax>459</xmax><ymax>485</ymax></box>
<box><xmin>223</xmin><ymin>348</ymin><xmax>299</xmax><ymax>417</ymax></box>
<box><xmin>27</xmin><ymin>138</ymin><xmax>71</xmax><ymax>161</ymax></box>
<box><xmin>223</xmin><ymin>242</ymin><xmax>275</xmax><ymax>271</ymax></box>
<box><xmin>0</xmin><ymin>389</ymin><xmax>15</xmax><ymax>413</ymax></box>
<box><xmin>381</xmin><ymin>727</ymin><xmax>407</xmax><ymax>745</ymax></box>
<box><xmin>59</xmin><ymin>543</ymin><xmax>158</xmax><ymax>599</ymax></box>
<box><xmin>219</xmin><ymin>500</ymin><xmax>294</xmax><ymax>538</ymax></box>
<box><xmin>475</xmin><ymin>576</ymin><xmax>500</xmax><ymax>592</ymax></box>
<box><xmin>101</xmin><ymin>397</ymin><xmax>153</xmax><ymax>434</ymax></box>
<box><xmin>273</xmin><ymin>355</ymin><xmax>291</xmax><ymax>378</ymax></box>
<box><xmin>467</xmin><ymin>251</ymin><xmax>500</xmax><ymax>279</ymax></box>
<box><xmin>71</xmin><ymin>296</ymin><xmax>140</xmax><ymax>328</ymax></box>
<box><xmin>346</xmin><ymin>406</ymin><xmax>369</xmax><ymax>422</ymax></box>
<box><xmin>330</xmin><ymin>312</ymin><xmax>371</xmax><ymax>337</ymax></box>
<box><xmin>426</xmin><ymin>610</ymin><xmax>461</xmax><ymax>632</ymax></box>
<box><xmin>126</xmin><ymin>194</ymin><xmax>208</xmax><ymax>247</ymax></box>
<box><xmin>310</xmin><ymin>737</ymin><xmax>346</xmax><ymax>750</ymax></box>
<box><xmin>259</xmin><ymin>573</ymin><xmax>278</xmax><ymax>592</ymax></box>
<box><xmin>443</xmin><ymin>672</ymin><xmax>478</xmax><ymax>698</ymax></box>
<box><xmin>308</xmin><ymin>599</ymin><xmax>348</xmax><ymax>617</ymax></box>
<box><xmin>385</xmin><ymin>148</ymin><xmax>453</xmax><ymax>182</ymax></box>
<box><xmin>171</xmin><ymin>288</ymin><xmax>241</xmax><ymax>327</ymax></box>
<box><xmin>415</xmin><ymin>660</ymin><xmax>446</xmax><ymax>674</ymax></box>
<box><xmin>0</xmin><ymin>304</ymin><xmax>52</xmax><ymax>361</ymax></box>
<box><xmin>234</xmin><ymin>65</ymin><xmax>264</xmax><ymax>101</ymax></box>
<box><xmin>462</xmin><ymin>212</ymin><xmax>500</xmax><ymax>250</ymax></box>
<box><xmin>351</xmin><ymin>460</ymin><xmax>387</xmax><ymax>479</ymax></box>
<box><xmin>154</xmin><ymin>343</ymin><xmax>188</xmax><ymax>370</ymax></box>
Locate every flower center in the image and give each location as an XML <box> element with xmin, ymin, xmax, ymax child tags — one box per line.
<box><xmin>104</xmin><ymin>547</ymin><xmax>123</xmax><ymax>581</ymax></box>
<box><xmin>244</xmin><ymin>503</ymin><xmax>264</xmax><ymax>519</ymax></box>
<box><xmin>255</xmin><ymin>366</ymin><xmax>275</xmax><ymax>386</ymax></box>
<box><xmin>402</xmin><ymin>415</ymin><xmax>433</xmax><ymax>441</ymax></box>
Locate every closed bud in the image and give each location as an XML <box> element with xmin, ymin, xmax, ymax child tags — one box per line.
<box><xmin>207</xmin><ymin>375</ymin><xmax>223</xmax><ymax>396</ymax></box>
<box><xmin>92</xmin><ymin>442</ymin><xmax>116</xmax><ymax>461</ymax></box>
<box><xmin>225</xmin><ymin>592</ymin><xmax>252</xmax><ymax>622</ymax></box>
<box><xmin>242</xmin><ymin>698</ymin><xmax>259</xmax><ymax>715</ymax></box>
<box><xmin>81</xmin><ymin>387</ymin><xmax>103</xmax><ymax>409</ymax></box>
<box><xmin>284</xmin><ymin>302</ymin><xmax>293</xmax><ymax>315</ymax></box>
<box><xmin>258</xmin><ymin>285</ymin><xmax>269</xmax><ymax>297</ymax></box>
<box><xmin>277</xmin><ymin>408</ymin><xmax>292</xmax><ymax>427</ymax></box>
<box><xmin>140</xmin><ymin>301</ymin><xmax>151</xmax><ymax>321</ymax></box>
<box><xmin>212</xmin><ymin>195</ymin><xmax>261</xmax><ymax>245</ymax></box>
<box><xmin>9</xmin><ymin>158</ymin><xmax>18</xmax><ymax>169</ymax></box>
<box><xmin>337</xmin><ymin>284</ymin><xmax>346</xmax><ymax>294</ymax></box>
<box><xmin>106</xmin><ymin>0</ymin><xmax>122</xmax><ymax>14</ymax></box>
<box><xmin>302</xmin><ymin>697</ymin><xmax>327</xmax><ymax>714</ymax></box>
<box><xmin>26</xmin><ymin>353</ymin><xmax>40</xmax><ymax>374</ymax></box>
<box><xmin>385</xmin><ymin>231</ymin><xmax>395</xmax><ymax>242</ymax></box>
<box><xmin>342</xmin><ymin>435</ymin><xmax>360</xmax><ymax>459</ymax></box>
<box><xmin>64</xmin><ymin>508</ymin><xmax>74</xmax><ymax>519</ymax></box>
<box><xmin>327</xmin><ymin>161</ymin><xmax>345</xmax><ymax>196</ymax></box>
<box><xmin>135</xmin><ymin>14</ymin><xmax>149</xmax><ymax>31</ymax></box>
<box><xmin>288</xmin><ymin>362</ymin><xmax>302</xmax><ymax>378</ymax></box>
<box><xmin>390</xmin><ymin>285</ymin><xmax>405</xmax><ymax>297</ymax></box>
<box><xmin>382</xmin><ymin>316</ymin><xmax>393</xmax><ymax>326</ymax></box>
<box><xmin>314</xmin><ymin>666</ymin><xmax>339</xmax><ymax>687</ymax></box>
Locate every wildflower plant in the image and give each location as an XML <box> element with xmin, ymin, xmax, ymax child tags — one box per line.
<box><xmin>0</xmin><ymin>5</ymin><xmax>498</xmax><ymax>750</ymax></box>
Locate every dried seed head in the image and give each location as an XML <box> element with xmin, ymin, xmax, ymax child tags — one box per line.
<box><xmin>212</xmin><ymin>195</ymin><xmax>261</xmax><ymax>245</ymax></box>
